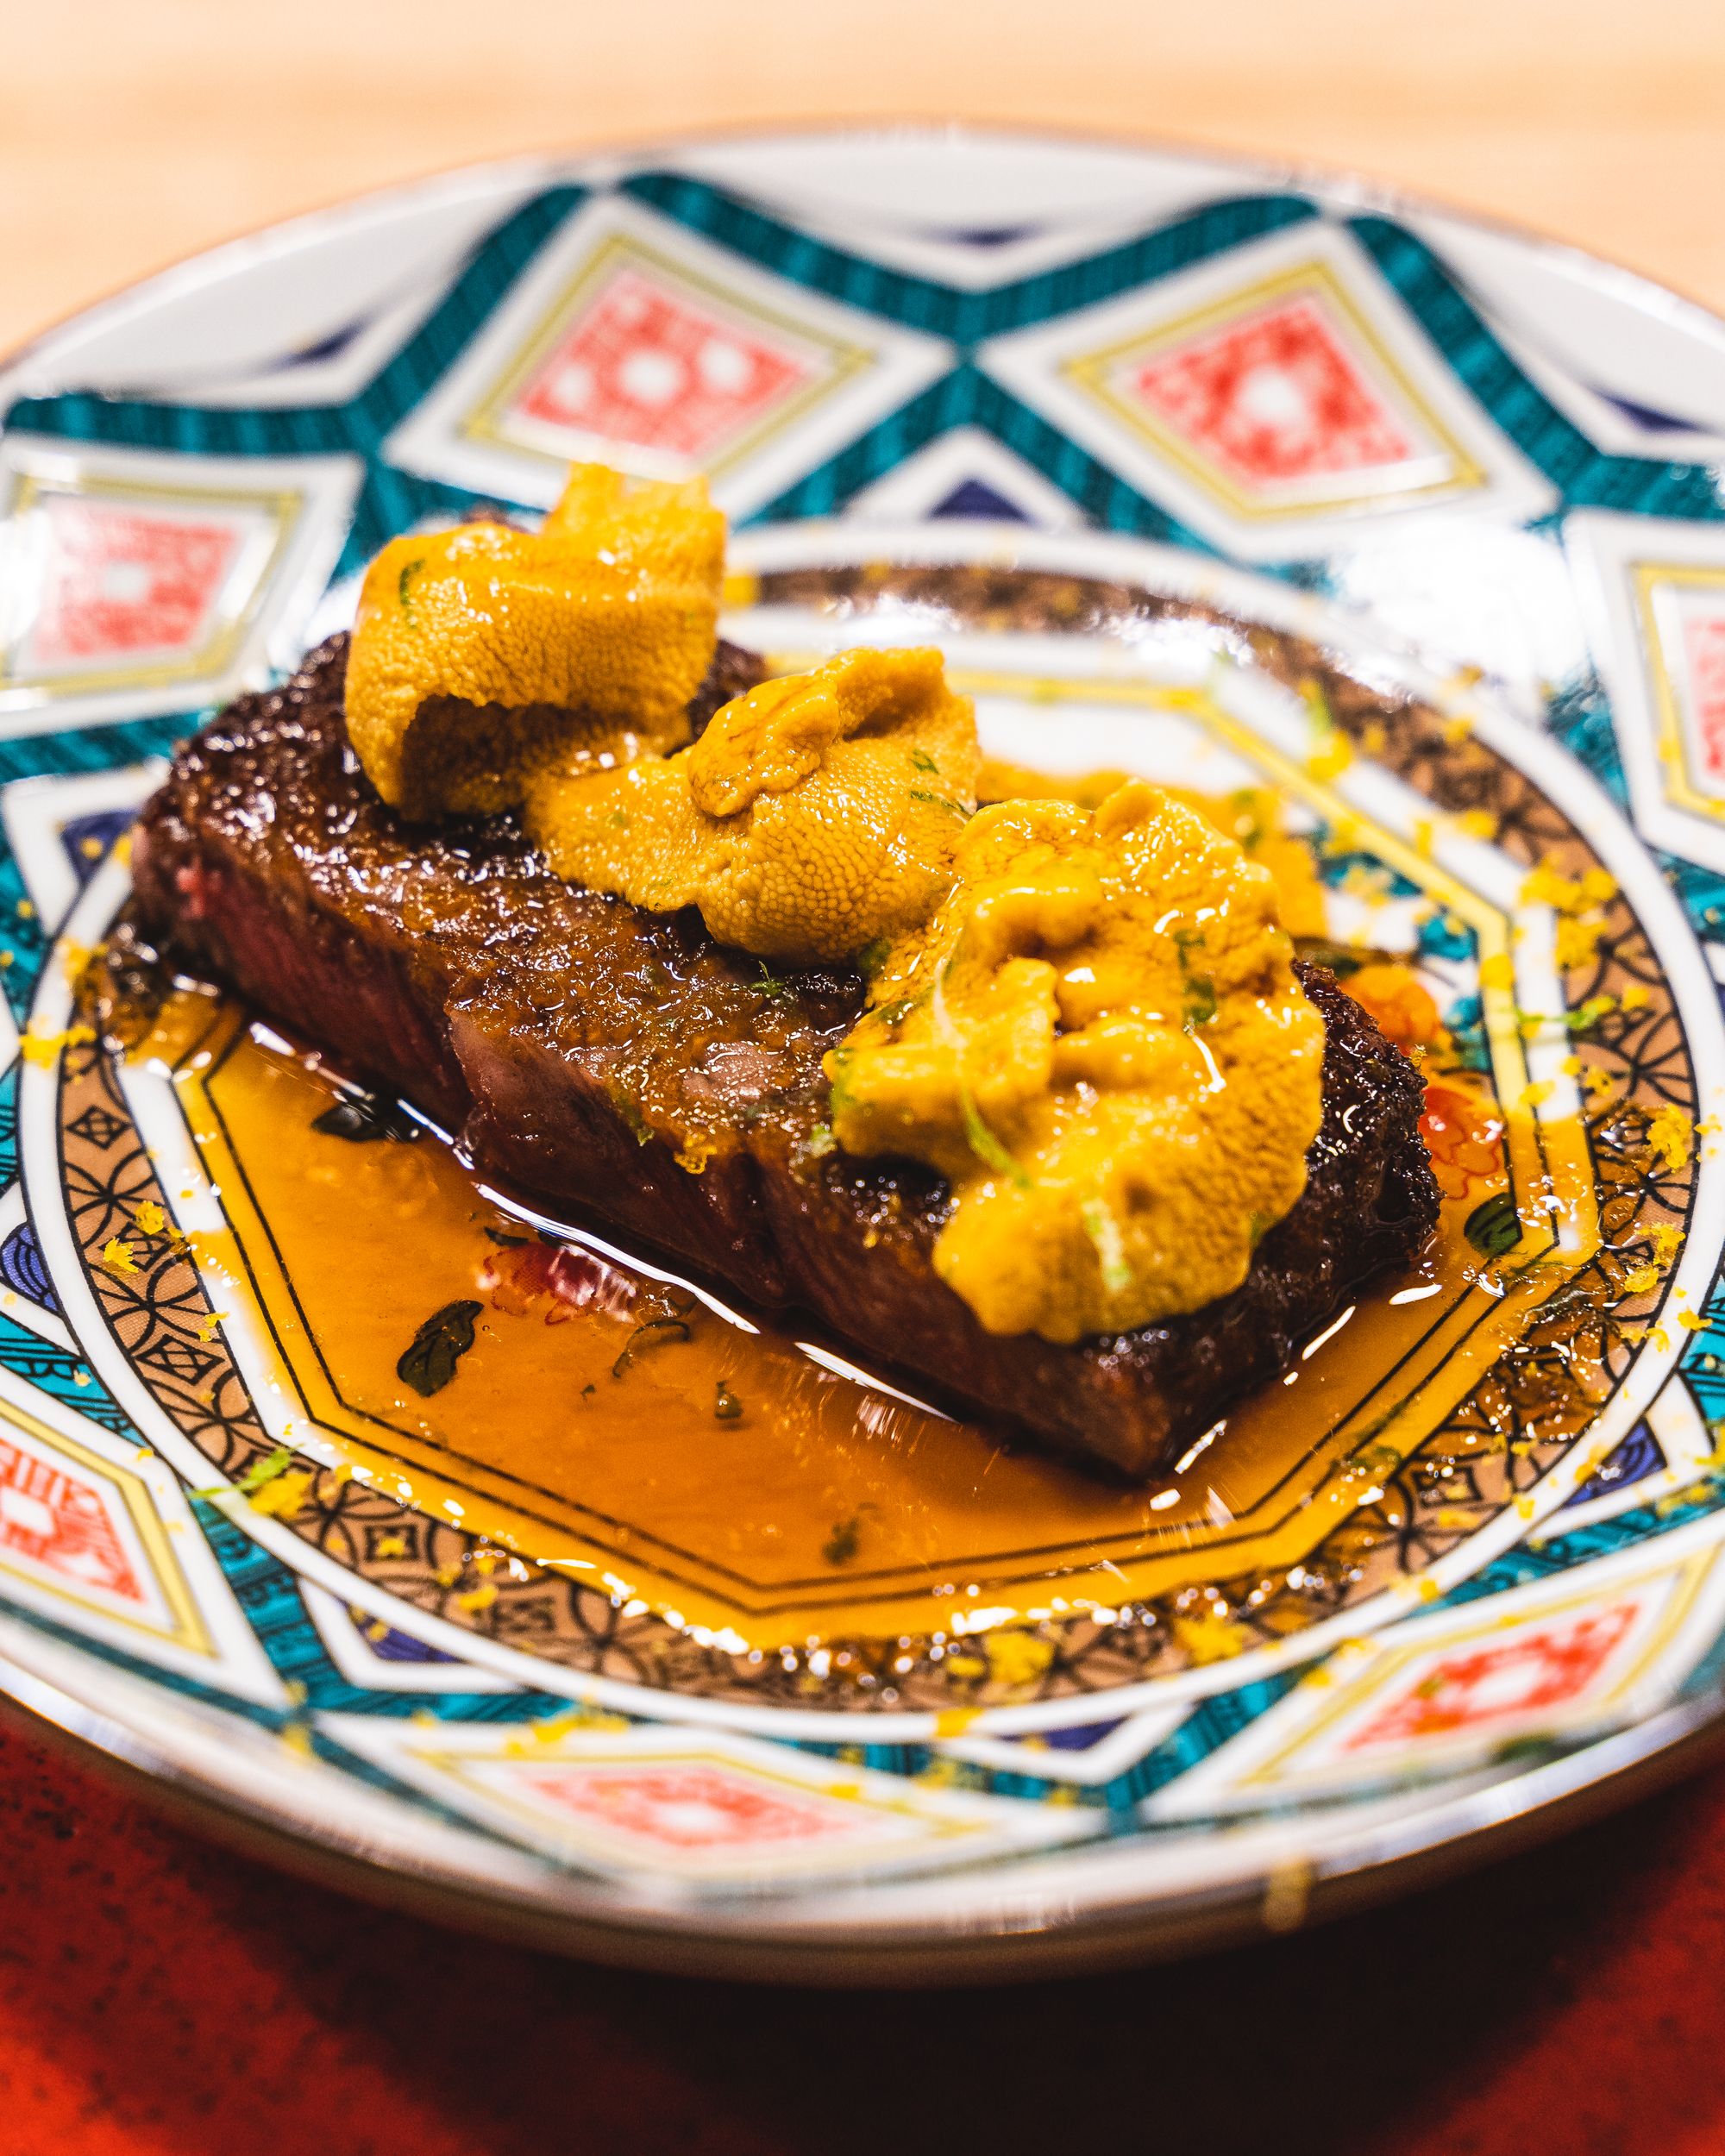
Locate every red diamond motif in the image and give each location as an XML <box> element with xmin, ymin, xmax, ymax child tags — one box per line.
<box><xmin>1128</xmin><ymin>293</ymin><xmax>1416</xmax><ymax>491</ymax></box>
<box><xmin>32</xmin><ymin>498</ymin><xmax>242</xmax><ymax>667</ymax></box>
<box><xmin>514</xmin><ymin>266</ymin><xmax>812</xmax><ymax>462</ymax></box>
<box><xmin>0</xmin><ymin>1435</ymin><xmax>144</xmax><ymax>1604</ymax></box>
<box><xmin>1346</xmin><ymin>1601</ymin><xmax>1639</xmax><ymax>1752</ymax></box>
<box><xmin>513</xmin><ymin>1761</ymin><xmax>873</xmax><ymax>1851</ymax></box>
<box><xmin>1682</xmin><ymin>611</ymin><xmax>1725</xmax><ymax>778</ymax></box>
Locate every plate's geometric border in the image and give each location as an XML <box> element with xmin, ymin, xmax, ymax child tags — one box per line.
<box><xmin>2</xmin><ymin>150</ymin><xmax>1725</xmax><ymax>1940</ymax></box>
<box><xmin>1567</xmin><ymin>513</ymin><xmax>1725</xmax><ymax>881</ymax></box>
<box><xmin>381</xmin><ymin>193</ymin><xmax>952</xmax><ymax>516</ymax></box>
<box><xmin>25</xmin><ymin>550</ymin><xmax>1714</xmax><ymax>1747</ymax></box>
<box><xmin>975</xmin><ymin>221</ymin><xmax>1558</xmax><ymax>557</ymax></box>
<box><xmin>0</xmin><ymin>436</ymin><xmax>361</xmax><ymax>736</ymax></box>
<box><xmin>0</xmin><ymin>461</ymin><xmax>297</xmax><ymax>704</ymax></box>
<box><xmin>837</xmin><ymin>423</ymin><xmax>1089</xmax><ymax>530</ymax></box>
<box><xmin>1148</xmin><ymin>1501</ymin><xmax>1725</xmax><ymax>1816</ymax></box>
<box><xmin>9</xmin><ymin>175</ymin><xmax>1725</xmax><ymax>561</ymax></box>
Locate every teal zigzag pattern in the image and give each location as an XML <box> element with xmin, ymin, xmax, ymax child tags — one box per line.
<box><xmin>8</xmin><ymin>173</ymin><xmax>1725</xmax><ymax>572</ymax></box>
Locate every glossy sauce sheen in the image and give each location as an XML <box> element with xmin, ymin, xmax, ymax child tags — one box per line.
<box><xmin>152</xmin><ymin>1000</ymin><xmax>1496</xmax><ymax>1651</ymax></box>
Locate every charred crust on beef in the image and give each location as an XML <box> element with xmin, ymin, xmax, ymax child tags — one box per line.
<box><xmin>127</xmin><ymin>632</ymin><xmax>1439</xmax><ymax>1480</ymax></box>
<box><xmin>687</xmin><ymin>638</ymin><xmax>768</xmax><ymax>737</ymax></box>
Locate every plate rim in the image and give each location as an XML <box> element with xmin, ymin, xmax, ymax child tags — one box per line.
<box><xmin>11</xmin><ymin>118</ymin><xmax>1725</xmax><ymax>407</ymax></box>
<box><xmin>7</xmin><ymin>1629</ymin><xmax>1725</xmax><ymax>1985</ymax></box>
<box><xmin>8</xmin><ymin>121</ymin><xmax>1725</xmax><ymax>1978</ymax></box>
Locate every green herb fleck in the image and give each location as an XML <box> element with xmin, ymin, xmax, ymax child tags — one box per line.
<box><xmin>1490</xmin><ymin>1735</ymin><xmax>1557</xmax><ymax>1768</ymax></box>
<box><xmin>190</xmin><ymin>1445</ymin><xmax>295</xmax><ymax>1502</ymax></box>
<box><xmin>823</xmin><ymin>1514</ymin><xmax>861</xmax><ymax>1566</ymax></box>
<box><xmin>1227</xmin><ymin>787</ymin><xmax>1266</xmax><ymax>849</ymax></box>
<box><xmin>238</xmin><ymin>1447</ymin><xmax>294</xmax><ymax>1495</ymax></box>
<box><xmin>1081</xmin><ymin>1199</ymin><xmax>1132</xmax><ymax>1294</ymax></box>
<box><xmin>910</xmin><ymin>748</ymin><xmax>940</xmax><ymax>776</ymax></box>
<box><xmin>804</xmin><ymin>1121</ymin><xmax>837</xmax><ymax>1157</ymax></box>
<box><xmin>930</xmin><ymin>960</ymin><xmax>1032</xmax><ymax>1190</ymax></box>
<box><xmin>714</xmin><ymin>1379</ymin><xmax>743</xmax><ymax>1422</ymax></box>
<box><xmin>1182</xmin><ymin>974</ymin><xmax>1217</xmax><ymax>1029</ymax></box>
<box><xmin>825</xmin><ymin>1050</ymin><xmax>856</xmax><ymax>1119</ymax></box>
<box><xmin>1564</xmin><ymin>995</ymin><xmax>1616</xmax><ymax>1036</ymax></box>
<box><xmin>1465</xmin><ymin>1191</ymin><xmax>1519</xmax><ymax>1261</ymax></box>
<box><xmin>397</xmin><ymin>1300</ymin><xmax>483</xmax><ymax>1398</ymax></box>
<box><xmin>856</xmin><ymin>937</ymin><xmax>892</xmax><ymax>981</ymax></box>
<box><xmin>397</xmin><ymin>555</ymin><xmax>426</xmax><ymax>619</ymax></box>
<box><xmin>1291</xmin><ymin>939</ymin><xmax>1368</xmax><ymax>980</ymax></box>
<box><xmin>1172</xmin><ymin>930</ymin><xmax>1218</xmax><ymax>1024</ymax></box>
<box><xmin>871</xmin><ymin>987</ymin><xmax>932</xmax><ymax>1033</ymax></box>
<box><xmin>612</xmin><ymin>1306</ymin><xmax>694</xmax><ymax>1379</ymax></box>
<box><xmin>907</xmin><ymin>788</ymin><xmax>967</xmax><ymax>818</ymax></box>
<box><xmin>608</xmin><ymin>1083</ymin><xmax>652</xmax><ymax>1147</ymax></box>
<box><xmin>958</xmin><ymin>1081</ymin><xmax>1032</xmax><ymax>1188</ymax></box>
<box><xmin>1298</xmin><ymin>677</ymin><xmax>1336</xmax><ymax>730</ymax></box>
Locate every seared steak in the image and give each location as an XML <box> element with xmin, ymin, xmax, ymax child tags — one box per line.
<box><xmin>124</xmin><ymin>634</ymin><xmax>1439</xmax><ymax>1479</ymax></box>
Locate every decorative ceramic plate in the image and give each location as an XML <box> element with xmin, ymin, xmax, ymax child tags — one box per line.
<box><xmin>6</xmin><ymin>128</ymin><xmax>1725</xmax><ymax>1983</ymax></box>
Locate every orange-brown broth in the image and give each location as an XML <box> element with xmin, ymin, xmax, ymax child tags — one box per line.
<box><xmin>185</xmin><ymin>1015</ymin><xmax>1493</xmax><ymax>1636</ymax></box>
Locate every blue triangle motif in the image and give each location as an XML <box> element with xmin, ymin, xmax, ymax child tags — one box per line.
<box><xmin>930</xmin><ymin>475</ymin><xmax>1032</xmax><ymax>522</ymax></box>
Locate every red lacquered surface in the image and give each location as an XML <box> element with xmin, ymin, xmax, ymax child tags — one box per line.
<box><xmin>2</xmin><ymin>1712</ymin><xmax>1722</xmax><ymax>2156</ymax></box>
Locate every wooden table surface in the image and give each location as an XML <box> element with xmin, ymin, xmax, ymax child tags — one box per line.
<box><xmin>9</xmin><ymin>0</ymin><xmax>1725</xmax><ymax>359</ymax></box>
<box><xmin>9</xmin><ymin>7</ymin><xmax>1725</xmax><ymax>2151</ymax></box>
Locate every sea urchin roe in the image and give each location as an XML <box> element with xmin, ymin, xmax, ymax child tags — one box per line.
<box><xmin>344</xmin><ymin>464</ymin><xmax>724</xmax><ymax>819</ymax></box>
<box><xmin>977</xmin><ymin>757</ymin><xmax>1327</xmax><ymax>938</ymax></box>
<box><xmin>527</xmin><ymin>646</ymin><xmax>980</xmax><ymax>963</ymax></box>
<box><xmin>825</xmin><ymin>782</ymin><xmax>1324</xmax><ymax>1343</ymax></box>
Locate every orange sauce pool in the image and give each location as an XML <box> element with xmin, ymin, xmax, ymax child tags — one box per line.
<box><xmin>153</xmin><ymin>998</ymin><xmax>1552</xmax><ymax>1654</ymax></box>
